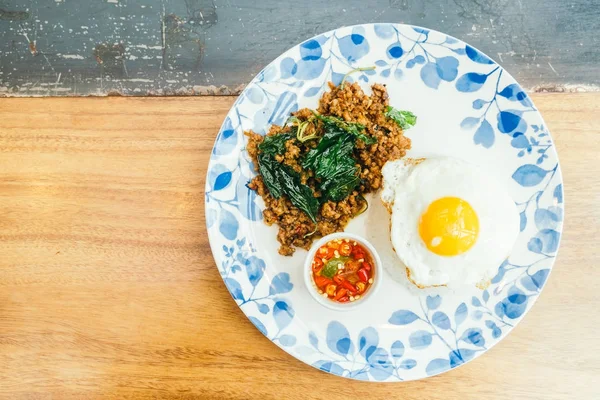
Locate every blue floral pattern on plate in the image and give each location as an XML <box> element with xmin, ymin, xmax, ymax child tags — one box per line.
<box><xmin>205</xmin><ymin>24</ymin><xmax>563</xmax><ymax>381</ymax></box>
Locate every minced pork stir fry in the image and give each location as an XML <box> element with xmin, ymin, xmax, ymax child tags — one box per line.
<box><xmin>246</xmin><ymin>80</ymin><xmax>416</xmax><ymax>255</ymax></box>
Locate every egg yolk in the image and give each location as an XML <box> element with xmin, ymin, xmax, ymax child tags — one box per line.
<box><xmin>418</xmin><ymin>197</ymin><xmax>479</xmax><ymax>256</ymax></box>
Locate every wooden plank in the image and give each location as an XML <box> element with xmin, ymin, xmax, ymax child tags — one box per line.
<box><xmin>1</xmin><ymin>0</ymin><xmax>600</xmax><ymax>96</ymax></box>
<box><xmin>0</xmin><ymin>94</ymin><xmax>598</xmax><ymax>399</ymax></box>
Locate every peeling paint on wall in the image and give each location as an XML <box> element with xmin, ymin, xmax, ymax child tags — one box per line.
<box><xmin>0</xmin><ymin>0</ymin><xmax>599</xmax><ymax>97</ymax></box>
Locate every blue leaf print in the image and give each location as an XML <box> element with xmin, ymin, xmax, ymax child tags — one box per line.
<box><xmin>273</xmin><ymin>300</ymin><xmax>295</xmax><ymax>330</ymax></box>
<box><xmin>472</xmin><ymin>296</ymin><xmax>482</xmax><ymax>307</ymax></box>
<box><xmin>279</xmin><ymin>334</ymin><xmax>297</xmax><ymax>347</ymax></box>
<box><xmin>390</xmin><ymin>340</ymin><xmax>405</xmax><ymax>358</ymax></box>
<box><xmin>512</xmin><ymin>164</ymin><xmax>548</xmax><ymax>187</ymax></box>
<box><xmin>280</xmin><ymin>57</ymin><xmax>297</xmax><ymax>79</ymax></box>
<box><xmin>244</xmin><ymin>256</ymin><xmax>265</xmax><ymax>287</ymax></box>
<box><xmin>527</xmin><ymin>237</ymin><xmax>543</xmax><ymax>253</ymax></box>
<box><xmin>338</xmin><ymin>34</ymin><xmax>370</xmax><ymax>62</ymax></box>
<box><xmin>257</xmin><ymin>303</ymin><xmax>269</xmax><ymax>314</ymax></box>
<box><xmin>435</xmin><ymin>56</ymin><xmax>459</xmax><ymax>81</ymax></box>
<box><xmin>494</xmin><ymin>301</ymin><xmax>504</xmax><ymax>318</ymax></box>
<box><xmin>399</xmin><ymin>359</ymin><xmax>417</xmax><ymax>370</ymax></box>
<box><xmin>511</xmin><ymin>133</ymin><xmax>530</xmax><ymax>149</ymax></box>
<box><xmin>300</xmin><ymin>39</ymin><xmax>322</xmax><ymax>61</ymax></box>
<box><xmin>455</xmin><ymin>303</ymin><xmax>468</xmax><ymax>326</ymax></box>
<box><xmin>554</xmin><ymin>184</ymin><xmax>563</xmax><ymax>204</ymax></box>
<box><xmin>426</xmin><ymin>358</ymin><xmax>451</xmax><ymax>376</ymax></box>
<box><xmin>304</xmin><ymin>86</ymin><xmax>321</xmax><ymax>97</ymax></box>
<box><xmin>472</xmin><ymin>310</ymin><xmax>483</xmax><ymax>320</ymax></box>
<box><xmin>496</xmin><ymin>287</ymin><xmax>528</xmax><ymax>319</ymax></box>
<box><xmin>498</xmin><ymin>83</ymin><xmax>526</xmax><ymax>101</ymax></box>
<box><xmin>413</xmin><ymin>27</ymin><xmax>430</xmax><ymax>35</ymax></box>
<box><xmin>313</xmin><ymin>360</ymin><xmax>345</xmax><ymax>376</ymax></box>
<box><xmin>375</xmin><ymin>60</ymin><xmax>388</xmax><ymax>67</ymax></box>
<box><xmin>208</xmin><ymin>163</ymin><xmax>228</xmax><ymax>189</ymax></box>
<box><xmin>394</xmin><ymin>69</ymin><xmax>403</xmax><ymax>80</ymax></box>
<box><xmin>530</xmin><ymin>269</ymin><xmax>550</xmax><ymax>289</ymax></box>
<box><xmin>534</xmin><ymin>208</ymin><xmax>560</xmax><ymax>230</ymax></box>
<box><xmin>224</xmin><ymin>278</ymin><xmax>244</xmax><ymax>301</ymax></box>
<box><xmin>533</xmin><ymin>229</ymin><xmax>560</xmax><ymax>253</ymax></box>
<box><xmin>268</xmin><ymin>91</ymin><xmax>298</xmax><ymax>126</ymax></box>
<box><xmin>245</xmin><ymin>87</ymin><xmax>264</xmax><ymax>104</ymax></box>
<box><xmin>461</xmin><ymin>117</ymin><xmax>480</xmax><ymax>129</ymax></box>
<box><xmin>309</xmin><ymin>331</ymin><xmax>319</xmax><ymax>349</ymax></box>
<box><xmin>473</xmin><ymin>99</ymin><xmax>486</xmax><ymax>109</ymax></box>
<box><xmin>365</xmin><ymin>345</ymin><xmax>377</xmax><ymax>362</ymax></box>
<box><xmin>455</xmin><ymin>348</ymin><xmax>477</xmax><ymax>364</ymax></box>
<box><xmin>414</xmin><ymin>55</ymin><xmax>426</xmax><ymax>64</ymax></box>
<box><xmin>358</xmin><ymin>327</ymin><xmax>379</xmax><ymax>358</ymax></box>
<box><xmin>409</xmin><ymin>330</ymin><xmax>433</xmax><ymax>350</ymax></box>
<box><xmin>213</xmin><ymin>117</ymin><xmax>238</xmax><ymax>155</ymax></box>
<box><xmin>367</xmin><ymin>348</ymin><xmax>394</xmax><ymax>381</ymax></box>
<box><xmin>497</xmin><ymin>110</ymin><xmax>523</xmax><ymax>133</ymax></box>
<box><xmin>474</xmin><ymin>119</ymin><xmax>495</xmax><ymax>148</ymax></box>
<box><xmin>483</xmin><ymin>290</ymin><xmax>490</xmax><ymax>303</ymax></box>
<box><xmin>460</xmin><ymin>328</ymin><xmax>486</xmax><ymax>347</ymax></box>
<box><xmin>406</xmin><ymin>59</ymin><xmax>416</xmax><ymax>69</ymax></box>
<box><xmin>206</xmin><ymin>208</ymin><xmax>217</xmax><ymax>228</ymax></box>
<box><xmin>381</xmin><ymin>69</ymin><xmax>391</xmax><ymax>78</ymax></box>
<box><xmin>331</xmin><ymin>72</ymin><xmax>345</xmax><ymax>86</ymax></box>
<box><xmin>235</xmin><ymin>173</ymin><xmax>262</xmax><ymax>222</ymax></box>
<box><xmin>456</xmin><ymin>72</ymin><xmax>487</xmax><ymax>92</ymax></box>
<box><xmin>351</xmin><ymin>370</ymin><xmax>371</xmax><ymax>381</ymax></box>
<box><xmin>389</xmin><ymin>310</ymin><xmax>420</xmax><ymax>325</ymax></box>
<box><xmin>269</xmin><ymin>272</ymin><xmax>293</xmax><ymax>295</ymax></box>
<box><xmin>426</xmin><ymin>295</ymin><xmax>441</xmax><ymax>310</ymax></box>
<box><xmin>374</xmin><ymin>23</ymin><xmax>395</xmax><ymax>39</ymax></box>
<box><xmin>386</xmin><ymin>43</ymin><xmax>403</xmax><ymax>59</ymax></box>
<box><xmin>465</xmin><ymin>45</ymin><xmax>494</xmax><ymax>64</ymax></box>
<box><xmin>486</xmin><ymin>320</ymin><xmax>502</xmax><ymax>339</ymax></box>
<box><xmin>213</xmin><ymin>171</ymin><xmax>232</xmax><ymax>191</ymax></box>
<box><xmin>295</xmin><ymin>58</ymin><xmax>327</xmax><ymax>80</ymax></box>
<box><xmin>249</xmin><ymin>316</ymin><xmax>267</xmax><ymax>336</ymax></box>
<box><xmin>420</xmin><ymin>62</ymin><xmax>441</xmax><ymax>89</ymax></box>
<box><xmin>492</xmin><ymin>262</ymin><xmax>507</xmax><ymax>285</ymax></box>
<box><xmin>502</xmin><ymin>299</ymin><xmax>527</xmax><ymax>319</ymax></box>
<box><xmin>326</xmin><ymin>321</ymin><xmax>354</xmax><ymax>356</ymax></box>
<box><xmin>492</xmin><ymin>326</ymin><xmax>501</xmax><ymax>338</ymax></box>
<box><xmin>432</xmin><ymin>311</ymin><xmax>451</xmax><ymax>330</ymax></box>
<box><xmin>508</xmin><ymin>286</ymin><xmax>527</xmax><ymax>304</ymax></box>
<box><xmin>219</xmin><ymin>209</ymin><xmax>239</xmax><ymax>240</ymax></box>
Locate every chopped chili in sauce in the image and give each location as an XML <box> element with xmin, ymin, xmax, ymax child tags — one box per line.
<box><xmin>311</xmin><ymin>239</ymin><xmax>375</xmax><ymax>303</ymax></box>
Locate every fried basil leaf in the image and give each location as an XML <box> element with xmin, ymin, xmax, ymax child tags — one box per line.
<box><xmin>384</xmin><ymin>106</ymin><xmax>417</xmax><ymax>130</ymax></box>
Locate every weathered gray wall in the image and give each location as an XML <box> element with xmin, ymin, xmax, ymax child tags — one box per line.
<box><xmin>1</xmin><ymin>0</ymin><xmax>599</xmax><ymax>96</ymax></box>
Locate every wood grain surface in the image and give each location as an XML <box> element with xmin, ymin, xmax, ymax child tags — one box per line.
<box><xmin>0</xmin><ymin>94</ymin><xmax>599</xmax><ymax>399</ymax></box>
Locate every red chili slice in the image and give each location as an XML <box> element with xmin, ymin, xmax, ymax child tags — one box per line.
<box><xmin>357</xmin><ymin>268</ymin><xmax>369</xmax><ymax>283</ymax></box>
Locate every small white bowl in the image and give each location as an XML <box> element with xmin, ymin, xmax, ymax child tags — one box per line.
<box><xmin>304</xmin><ymin>232</ymin><xmax>383</xmax><ymax>311</ymax></box>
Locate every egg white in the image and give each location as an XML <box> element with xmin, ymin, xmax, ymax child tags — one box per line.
<box><xmin>381</xmin><ymin>157</ymin><xmax>519</xmax><ymax>288</ymax></box>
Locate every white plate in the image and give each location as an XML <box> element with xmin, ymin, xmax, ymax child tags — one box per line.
<box><xmin>205</xmin><ymin>24</ymin><xmax>564</xmax><ymax>381</ymax></box>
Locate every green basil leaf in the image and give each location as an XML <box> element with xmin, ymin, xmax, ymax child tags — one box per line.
<box><xmin>385</xmin><ymin>106</ymin><xmax>417</xmax><ymax>130</ymax></box>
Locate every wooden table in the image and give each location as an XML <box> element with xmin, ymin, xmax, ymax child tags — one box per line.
<box><xmin>0</xmin><ymin>94</ymin><xmax>599</xmax><ymax>399</ymax></box>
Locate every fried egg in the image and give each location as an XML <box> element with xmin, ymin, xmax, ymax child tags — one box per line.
<box><xmin>381</xmin><ymin>157</ymin><xmax>519</xmax><ymax>288</ymax></box>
